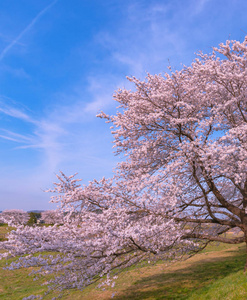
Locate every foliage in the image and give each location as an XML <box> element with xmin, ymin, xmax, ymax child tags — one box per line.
<box><xmin>1</xmin><ymin>37</ymin><xmax>247</xmax><ymax>298</ymax></box>
<box><xmin>27</xmin><ymin>212</ymin><xmax>38</xmax><ymax>226</ymax></box>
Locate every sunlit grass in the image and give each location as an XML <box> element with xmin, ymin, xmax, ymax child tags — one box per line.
<box><xmin>66</xmin><ymin>243</ymin><xmax>245</xmax><ymax>300</ymax></box>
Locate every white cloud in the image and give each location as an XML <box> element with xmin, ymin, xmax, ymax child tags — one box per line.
<box><xmin>0</xmin><ymin>129</ymin><xmax>34</xmax><ymax>144</ymax></box>
<box><xmin>95</xmin><ymin>2</ymin><xmax>191</xmax><ymax>78</ymax></box>
<box><xmin>0</xmin><ymin>0</ymin><xmax>58</xmax><ymax>61</ymax></box>
<box><xmin>0</xmin><ymin>106</ymin><xmax>34</xmax><ymax>122</ymax></box>
<box><xmin>0</xmin><ymin>73</ymin><xmax>119</xmax><ymax>175</ymax></box>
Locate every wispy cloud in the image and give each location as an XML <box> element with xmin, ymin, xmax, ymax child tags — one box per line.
<box><xmin>0</xmin><ymin>76</ymin><xmax>117</xmax><ymax>173</ymax></box>
<box><xmin>0</xmin><ymin>0</ymin><xmax>58</xmax><ymax>61</ymax></box>
<box><xmin>0</xmin><ymin>105</ymin><xmax>34</xmax><ymax>122</ymax></box>
<box><xmin>0</xmin><ymin>134</ymin><xmax>24</xmax><ymax>143</ymax></box>
<box><xmin>0</xmin><ymin>104</ymin><xmax>64</xmax><ymax>170</ymax></box>
<box><xmin>95</xmin><ymin>2</ymin><xmax>189</xmax><ymax>78</ymax></box>
<box><xmin>0</xmin><ymin>129</ymin><xmax>34</xmax><ymax>144</ymax></box>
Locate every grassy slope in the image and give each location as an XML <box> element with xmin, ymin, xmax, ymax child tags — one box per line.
<box><xmin>0</xmin><ymin>225</ymin><xmax>247</xmax><ymax>300</ymax></box>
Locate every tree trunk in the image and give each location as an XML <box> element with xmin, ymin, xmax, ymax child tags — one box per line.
<box><xmin>243</xmin><ymin>220</ymin><xmax>247</xmax><ymax>272</ymax></box>
<box><xmin>244</xmin><ymin>242</ymin><xmax>247</xmax><ymax>273</ymax></box>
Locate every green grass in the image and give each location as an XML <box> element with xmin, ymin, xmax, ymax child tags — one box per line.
<box><xmin>0</xmin><ymin>224</ymin><xmax>13</xmax><ymax>242</ymax></box>
<box><xmin>0</xmin><ymin>226</ymin><xmax>247</xmax><ymax>299</ymax></box>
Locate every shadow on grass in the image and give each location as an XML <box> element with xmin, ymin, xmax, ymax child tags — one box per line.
<box><xmin>114</xmin><ymin>247</ymin><xmax>246</xmax><ymax>300</ymax></box>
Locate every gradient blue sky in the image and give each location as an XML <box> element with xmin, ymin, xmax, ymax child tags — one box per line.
<box><xmin>0</xmin><ymin>0</ymin><xmax>246</xmax><ymax>211</ymax></box>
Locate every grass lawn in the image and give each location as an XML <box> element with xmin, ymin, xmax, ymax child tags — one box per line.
<box><xmin>0</xmin><ymin>225</ymin><xmax>247</xmax><ymax>300</ymax></box>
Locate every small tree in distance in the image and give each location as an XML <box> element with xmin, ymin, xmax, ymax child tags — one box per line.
<box><xmin>1</xmin><ymin>37</ymin><xmax>247</xmax><ymax>299</ymax></box>
<box><xmin>27</xmin><ymin>212</ymin><xmax>38</xmax><ymax>226</ymax></box>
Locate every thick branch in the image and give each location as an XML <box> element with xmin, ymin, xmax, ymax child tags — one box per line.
<box><xmin>183</xmin><ymin>233</ymin><xmax>245</xmax><ymax>244</ymax></box>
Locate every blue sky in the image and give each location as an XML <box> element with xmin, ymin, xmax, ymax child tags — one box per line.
<box><xmin>0</xmin><ymin>0</ymin><xmax>246</xmax><ymax>211</ymax></box>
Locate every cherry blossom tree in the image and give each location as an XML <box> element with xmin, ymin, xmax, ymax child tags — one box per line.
<box><xmin>0</xmin><ymin>209</ymin><xmax>29</xmax><ymax>226</ymax></box>
<box><xmin>1</xmin><ymin>37</ymin><xmax>247</xmax><ymax>299</ymax></box>
<box><xmin>41</xmin><ymin>210</ymin><xmax>64</xmax><ymax>225</ymax></box>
